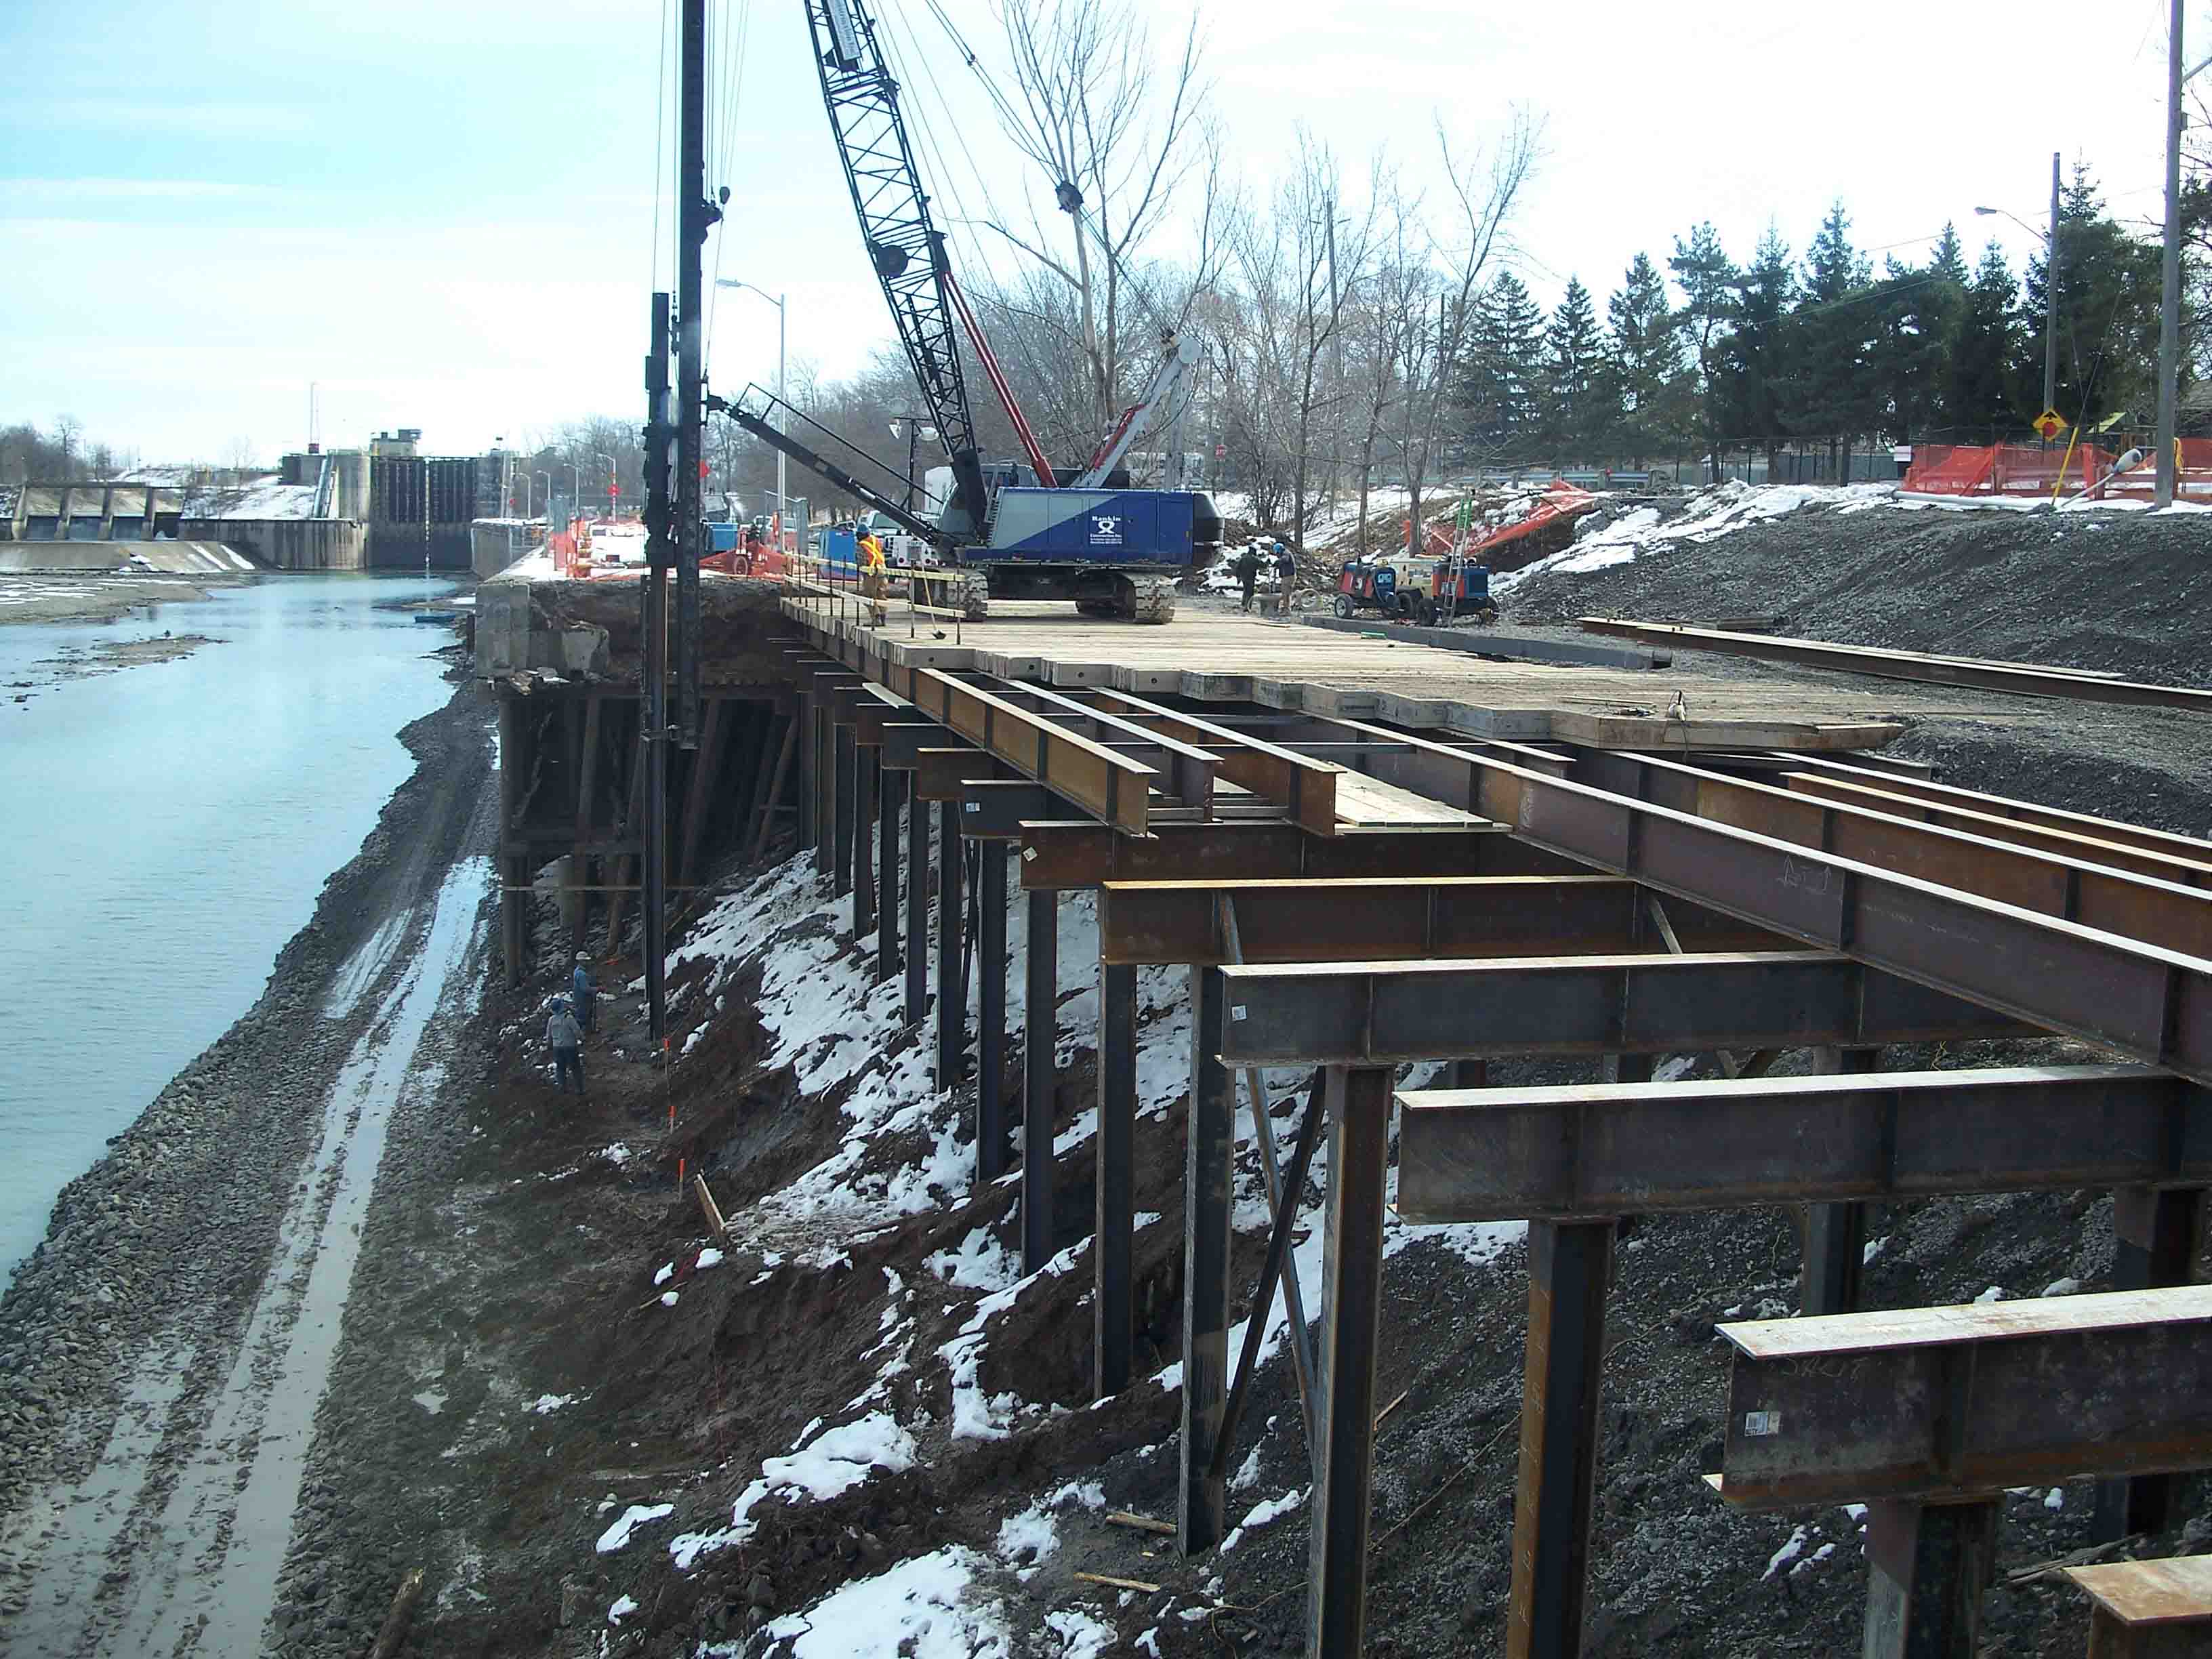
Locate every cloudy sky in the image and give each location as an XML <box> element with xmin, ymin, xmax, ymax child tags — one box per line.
<box><xmin>0</xmin><ymin>0</ymin><xmax>2186</xmax><ymax>466</ymax></box>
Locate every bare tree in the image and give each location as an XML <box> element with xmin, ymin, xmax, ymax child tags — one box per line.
<box><xmin>1387</xmin><ymin>110</ymin><xmax>1542</xmax><ymax>556</ymax></box>
<box><xmin>980</xmin><ymin>0</ymin><xmax>1214</xmax><ymax>444</ymax></box>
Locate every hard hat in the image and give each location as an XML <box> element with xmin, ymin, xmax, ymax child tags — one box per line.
<box><xmin>575</xmin><ymin>951</ymin><xmax>590</xmax><ymax>963</ymax></box>
<box><xmin>552</xmin><ymin>996</ymin><xmax>569</xmax><ymax>1010</ymax></box>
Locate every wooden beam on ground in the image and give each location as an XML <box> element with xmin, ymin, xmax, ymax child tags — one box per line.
<box><xmin>1213</xmin><ymin>951</ymin><xmax>2028</xmax><ymax>1064</ymax></box>
<box><xmin>1395</xmin><ymin>1063</ymin><xmax>2212</xmax><ymax>1223</ymax></box>
<box><xmin>1100</xmin><ymin>875</ymin><xmax>1777</xmax><ymax>967</ymax></box>
<box><xmin>1579</xmin><ymin>617</ymin><xmax>2212</xmax><ymax>714</ymax></box>
<box><xmin>1711</xmin><ymin>1284</ymin><xmax>2212</xmax><ymax>1507</ymax></box>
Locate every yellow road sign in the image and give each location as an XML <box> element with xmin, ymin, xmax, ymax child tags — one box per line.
<box><xmin>2032</xmin><ymin>409</ymin><xmax>2067</xmax><ymax>441</ymax></box>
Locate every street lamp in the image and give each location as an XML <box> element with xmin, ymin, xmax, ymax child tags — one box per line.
<box><xmin>716</xmin><ymin>279</ymin><xmax>786</xmax><ymax>528</ymax></box>
<box><xmin>565</xmin><ymin>462</ymin><xmax>581</xmax><ymax>525</ymax></box>
<box><xmin>887</xmin><ymin>416</ymin><xmax>938</xmax><ymax>512</ymax></box>
<box><xmin>534</xmin><ymin>471</ymin><xmax>552</xmax><ymax>522</ymax></box>
<box><xmin>595</xmin><ymin>451</ymin><xmax>618</xmax><ymax>517</ymax></box>
<box><xmin>1975</xmin><ymin>155</ymin><xmax>2062</xmax><ymax>447</ymax></box>
<box><xmin>514</xmin><ymin>468</ymin><xmax>533</xmax><ymax>518</ymax></box>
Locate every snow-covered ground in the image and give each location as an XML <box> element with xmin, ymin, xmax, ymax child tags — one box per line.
<box><xmin>619</xmin><ymin>829</ymin><xmax>1548</xmax><ymax>1654</ymax></box>
<box><xmin>1494</xmin><ymin>480</ymin><xmax>1900</xmax><ymax>596</ymax></box>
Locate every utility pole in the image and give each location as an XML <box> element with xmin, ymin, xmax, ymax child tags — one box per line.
<box><xmin>675</xmin><ymin>0</ymin><xmax>711</xmax><ymax>746</ymax></box>
<box><xmin>2158</xmin><ymin>1</ymin><xmax>2184</xmax><ymax>508</ymax></box>
<box><xmin>2045</xmin><ymin>151</ymin><xmax>2062</xmax><ymax>449</ymax></box>
<box><xmin>642</xmin><ymin>296</ymin><xmax>673</xmax><ymax>1042</ymax></box>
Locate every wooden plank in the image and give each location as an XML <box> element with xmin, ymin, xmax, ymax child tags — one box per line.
<box><xmin>1719</xmin><ymin>1282</ymin><xmax>2212</xmax><ymax>1361</ymax></box>
<box><xmin>2066</xmin><ymin>1556</ymin><xmax>2212</xmax><ymax>1625</ymax></box>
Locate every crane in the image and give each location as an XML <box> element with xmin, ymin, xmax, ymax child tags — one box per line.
<box><xmin>716</xmin><ymin>0</ymin><xmax>1222</xmax><ymax>621</ymax></box>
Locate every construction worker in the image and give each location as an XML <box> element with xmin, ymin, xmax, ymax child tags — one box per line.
<box><xmin>571</xmin><ymin>951</ymin><xmax>594</xmax><ymax>1033</ymax></box>
<box><xmin>1236</xmin><ymin>541</ymin><xmax>1261</xmax><ymax>611</ymax></box>
<box><xmin>1271</xmin><ymin>540</ymin><xmax>1298</xmax><ymax>616</ymax></box>
<box><xmin>859</xmin><ymin>528</ymin><xmax>888</xmax><ymax>624</ymax></box>
<box><xmin>546</xmin><ymin>996</ymin><xmax>585</xmax><ymax>1099</ymax></box>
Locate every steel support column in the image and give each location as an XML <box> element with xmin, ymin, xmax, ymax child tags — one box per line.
<box><xmin>1023</xmin><ymin>887</ymin><xmax>1057</xmax><ymax>1271</ymax></box>
<box><xmin>797</xmin><ymin>689</ymin><xmax>815</xmax><ymax>845</ymax></box>
<box><xmin>1181</xmin><ymin>962</ymin><xmax>1235</xmax><ymax>1555</ymax></box>
<box><xmin>815</xmin><ymin>697</ymin><xmax>835</xmax><ymax>876</ymax></box>
<box><xmin>1803</xmin><ymin>1046</ymin><xmax>1881</xmax><ymax>1317</ymax></box>
<box><xmin>935</xmin><ymin>800</ymin><xmax>964</xmax><ymax>1091</ymax></box>
<box><xmin>905</xmin><ymin>792</ymin><xmax>928</xmax><ymax>1025</ymax></box>
<box><xmin>1305</xmin><ymin>1065</ymin><xmax>1393</xmax><ymax>1659</ymax></box>
<box><xmin>1095</xmin><ymin>961</ymin><xmax>1137</xmax><ymax>1399</ymax></box>
<box><xmin>2095</xmin><ymin>1185</ymin><xmax>2209</xmax><ymax>1539</ymax></box>
<box><xmin>1863</xmin><ymin>1499</ymin><xmax>1998</xmax><ymax>1659</ymax></box>
<box><xmin>833</xmin><ymin>724</ymin><xmax>856</xmax><ymax>899</ymax></box>
<box><xmin>977</xmin><ymin>844</ymin><xmax>1008</xmax><ymax>1186</ymax></box>
<box><xmin>1508</xmin><ymin>1218</ymin><xmax>1616</xmax><ymax>1659</ymax></box>
<box><xmin>1513</xmin><ymin>1046</ymin><xmax>1639</xmax><ymax>1659</ymax></box>
<box><xmin>853</xmin><ymin>745</ymin><xmax>876</xmax><ymax>939</ymax></box>
<box><xmin>878</xmin><ymin>765</ymin><xmax>901</xmax><ymax>981</ymax></box>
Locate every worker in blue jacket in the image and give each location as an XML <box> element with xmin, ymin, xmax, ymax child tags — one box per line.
<box><xmin>571</xmin><ymin>951</ymin><xmax>595</xmax><ymax>1033</ymax></box>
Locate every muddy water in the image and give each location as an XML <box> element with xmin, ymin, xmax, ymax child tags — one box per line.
<box><xmin>0</xmin><ymin>574</ymin><xmax>459</xmax><ymax>1286</ymax></box>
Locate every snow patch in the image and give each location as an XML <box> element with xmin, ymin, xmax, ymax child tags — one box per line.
<box><xmin>760</xmin><ymin>1546</ymin><xmax>1010</xmax><ymax>1657</ymax></box>
<box><xmin>596</xmin><ymin>1502</ymin><xmax>674</xmax><ymax>1554</ymax></box>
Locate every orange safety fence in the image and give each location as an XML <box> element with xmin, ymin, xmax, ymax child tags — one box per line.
<box><xmin>1901</xmin><ymin>442</ymin><xmax>2212</xmax><ymax>500</ymax></box>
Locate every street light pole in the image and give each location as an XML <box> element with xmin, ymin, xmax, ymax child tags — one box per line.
<box><xmin>716</xmin><ymin>279</ymin><xmax>787</xmax><ymax>531</ymax></box>
<box><xmin>1975</xmin><ymin>178</ymin><xmax>2062</xmax><ymax>447</ymax></box>
<box><xmin>535</xmin><ymin>471</ymin><xmax>551</xmax><ymax>521</ymax></box>
<box><xmin>566</xmin><ymin>462</ymin><xmax>581</xmax><ymax>526</ymax></box>
<box><xmin>595</xmin><ymin>451</ymin><xmax>617</xmax><ymax>516</ymax></box>
<box><xmin>515</xmin><ymin>470</ymin><xmax>533</xmax><ymax>517</ymax></box>
<box><xmin>2045</xmin><ymin>151</ymin><xmax>2062</xmax><ymax>443</ymax></box>
<box><xmin>2158</xmin><ymin>0</ymin><xmax>2185</xmax><ymax>507</ymax></box>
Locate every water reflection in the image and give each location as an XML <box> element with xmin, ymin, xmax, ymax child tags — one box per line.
<box><xmin>0</xmin><ymin>573</ymin><xmax>462</xmax><ymax>1285</ymax></box>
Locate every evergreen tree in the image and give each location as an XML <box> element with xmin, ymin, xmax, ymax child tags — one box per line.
<box><xmin>1460</xmin><ymin>272</ymin><xmax>1547</xmax><ymax>451</ymax></box>
<box><xmin>2022</xmin><ymin>162</ymin><xmax>2163</xmax><ymax>427</ymax></box>
<box><xmin>1542</xmin><ymin>276</ymin><xmax>1612</xmax><ymax>459</ymax></box>
<box><xmin>1607</xmin><ymin>252</ymin><xmax>1687</xmax><ymax>464</ymax></box>
<box><xmin>1946</xmin><ymin>241</ymin><xmax>2024</xmax><ymax>433</ymax></box>
<box><xmin>1790</xmin><ymin>201</ymin><xmax>1877</xmax><ymax>468</ymax></box>
<box><xmin>1868</xmin><ymin>228</ymin><xmax>1965</xmax><ymax>443</ymax></box>
<box><xmin>1718</xmin><ymin>226</ymin><xmax>1795</xmax><ymax>472</ymax></box>
<box><xmin>1669</xmin><ymin>222</ymin><xmax>1737</xmax><ymax>470</ymax></box>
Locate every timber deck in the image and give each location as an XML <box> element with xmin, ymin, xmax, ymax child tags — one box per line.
<box><xmin>783</xmin><ymin>595</ymin><xmax>1945</xmax><ymax>752</ymax></box>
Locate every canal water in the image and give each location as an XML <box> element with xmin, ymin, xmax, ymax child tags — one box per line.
<box><xmin>0</xmin><ymin>574</ymin><xmax>462</xmax><ymax>1286</ymax></box>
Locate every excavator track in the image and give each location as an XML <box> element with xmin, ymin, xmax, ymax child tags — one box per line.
<box><xmin>1120</xmin><ymin>575</ymin><xmax>1176</xmax><ymax>624</ymax></box>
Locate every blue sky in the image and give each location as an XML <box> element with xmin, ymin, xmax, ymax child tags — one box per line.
<box><xmin>0</xmin><ymin>0</ymin><xmax>2185</xmax><ymax>466</ymax></box>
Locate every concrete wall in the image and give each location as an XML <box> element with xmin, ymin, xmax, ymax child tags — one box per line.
<box><xmin>176</xmin><ymin>517</ymin><xmax>364</xmax><ymax>571</ymax></box>
<box><xmin>471</xmin><ymin>519</ymin><xmax>538</xmax><ymax>580</ymax></box>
